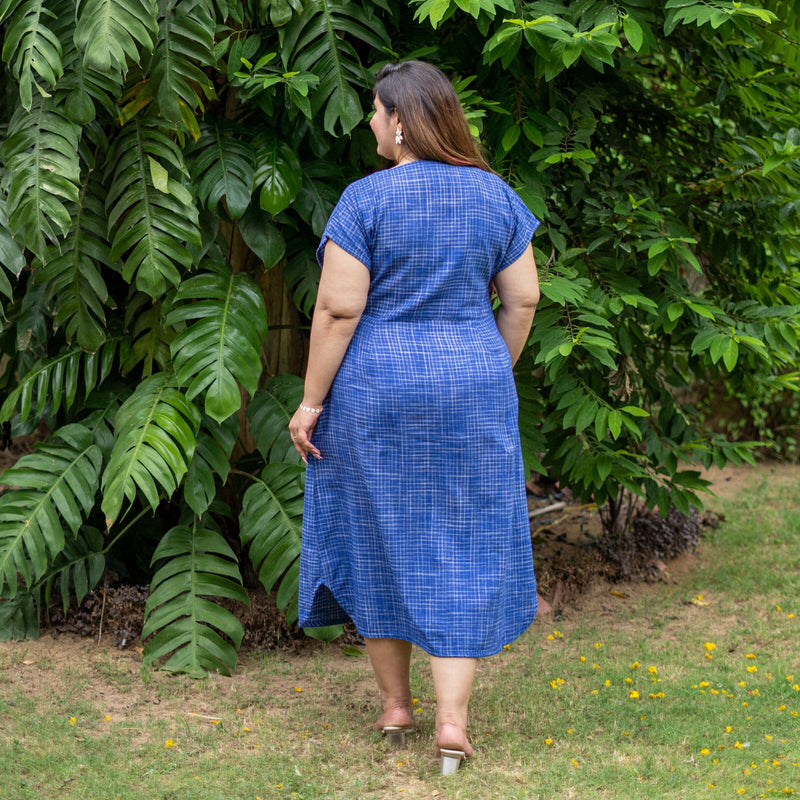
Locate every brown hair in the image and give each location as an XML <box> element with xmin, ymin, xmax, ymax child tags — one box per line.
<box><xmin>373</xmin><ymin>61</ymin><xmax>492</xmax><ymax>172</ymax></box>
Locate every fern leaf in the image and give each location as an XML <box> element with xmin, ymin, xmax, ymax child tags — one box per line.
<box><xmin>188</xmin><ymin>120</ymin><xmax>255</xmax><ymax>220</ymax></box>
<box><xmin>142</xmin><ymin>515</ymin><xmax>248</xmax><ymax>676</ymax></box>
<box><xmin>280</xmin><ymin>0</ymin><xmax>390</xmax><ymax>135</ymax></box>
<box><xmin>1</xmin><ymin>0</ymin><xmax>63</xmax><ymax>109</ymax></box>
<box><xmin>101</xmin><ymin>372</ymin><xmax>201</xmax><ymax>527</ymax></box>
<box><xmin>105</xmin><ymin>116</ymin><xmax>201</xmax><ymax>297</ymax></box>
<box><xmin>0</xmin><ymin>423</ymin><xmax>103</xmax><ymax>598</ymax></box>
<box><xmin>166</xmin><ymin>261</ymin><xmax>268</xmax><ymax>423</ymax></box>
<box><xmin>246</xmin><ymin>374</ymin><xmax>304</xmax><ymax>464</ymax></box>
<box><xmin>150</xmin><ymin>0</ymin><xmax>216</xmax><ymax>124</ymax></box>
<box><xmin>0</xmin><ymin>97</ymin><xmax>81</xmax><ymax>260</ymax></box>
<box><xmin>35</xmin><ymin>149</ymin><xmax>113</xmax><ymax>352</ymax></box>
<box><xmin>239</xmin><ymin>462</ymin><xmax>304</xmax><ymax>624</ymax></box>
<box><xmin>183</xmin><ymin>413</ymin><xmax>239</xmax><ymax>517</ymax></box>
<box><xmin>74</xmin><ymin>0</ymin><xmax>158</xmax><ymax>78</ymax></box>
<box><xmin>0</xmin><ymin>337</ymin><xmax>124</xmax><ymax>425</ymax></box>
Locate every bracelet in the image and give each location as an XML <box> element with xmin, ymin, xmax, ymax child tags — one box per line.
<box><xmin>299</xmin><ymin>403</ymin><xmax>323</xmax><ymax>414</ymax></box>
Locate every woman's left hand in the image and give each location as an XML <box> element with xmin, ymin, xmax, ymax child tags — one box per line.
<box><xmin>288</xmin><ymin>407</ymin><xmax>323</xmax><ymax>464</ymax></box>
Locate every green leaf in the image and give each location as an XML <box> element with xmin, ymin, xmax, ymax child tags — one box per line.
<box><xmin>34</xmin><ymin>158</ymin><xmax>113</xmax><ymax>351</ymax></box>
<box><xmin>51</xmin><ymin>526</ymin><xmax>106</xmax><ymax>614</ymax></box>
<box><xmin>142</xmin><ymin>515</ymin><xmax>248</xmax><ymax>677</ymax></box>
<box><xmin>239</xmin><ymin>463</ymin><xmax>305</xmax><ymax>625</ymax></box>
<box><xmin>150</xmin><ymin>0</ymin><xmax>216</xmax><ymax>124</ymax></box>
<box><xmin>105</xmin><ymin>116</ymin><xmax>201</xmax><ymax>297</ymax></box>
<box><xmin>101</xmin><ymin>373</ymin><xmax>201</xmax><ymax>526</ymax></box>
<box><xmin>622</xmin><ymin>14</ymin><xmax>643</xmax><ymax>51</ymax></box>
<box><xmin>237</xmin><ymin>204</ymin><xmax>285</xmax><ymax>267</ymax></box>
<box><xmin>188</xmin><ymin>121</ymin><xmax>255</xmax><ymax>220</ymax></box>
<box><xmin>0</xmin><ymin>98</ymin><xmax>81</xmax><ymax>260</ymax></box>
<box><xmin>167</xmin><ymin>262</ymin><xmax>268</xmax><ymax>423</ymax></box>
<box><xmin>0</xmin><ymin>423</ymin><xmax>103</xmax><ymax>598</ymax></box>
<box><xmin>254</xmin><ymin>136</ymin><xmax>302</xmax><ymax>216</ymax></box>
<box><xmin>0</xmin><ymin>338</ymin><xmax>124</xmax><ymax>425</ymax></box>
<box><xmin>183</xmin><ymin>414</ymin><xmax>239</xmax><ymax>517</ymax></box>
<box><xmin>280</xmin><ymin>0</ymin><xmax>390</xmax><ymax>136</ymax></box>
<box><xmin>247</xmin><ymin>375</ymin><xmax>305</xmax><ymax>464</ymax></box>
<box><xmin>74</xmin><ymin>0</ymin><xmax>158</xmax><ymax>78</ymax></box>
<box><xmin>1</xmin><ymin>0</ymin><xmax>63</xmax><ymax>109</ymax></box>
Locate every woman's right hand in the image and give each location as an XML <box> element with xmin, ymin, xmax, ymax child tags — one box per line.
<box><xmin>288</xmin><ymin>406</ymin><xmax>324</xmax><ymax>464</ymax></box>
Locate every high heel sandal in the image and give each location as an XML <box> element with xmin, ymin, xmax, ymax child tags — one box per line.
<box><xmin>382</xmin><ymin>725</ymin><xmax>414</xmax><ymax>748</ymax></box>
<box><xmin>439</xmin><ymin>748</ymin><xmax>465</xmax><ymax>776</ymax></box>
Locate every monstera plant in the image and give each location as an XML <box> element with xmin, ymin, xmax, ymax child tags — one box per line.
<box><xmin>1</xmin><ymin>0</ymin><xmax>799</xmax><ymax>675</ymax></box>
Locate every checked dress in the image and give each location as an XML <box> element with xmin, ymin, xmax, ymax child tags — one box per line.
<box><xmin>298</xmin><ymin>160</ymin><xmax>540</xmax><ymax>657</ymax></box>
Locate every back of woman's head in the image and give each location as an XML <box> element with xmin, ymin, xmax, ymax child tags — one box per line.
<box><xmin>373</xmin><ymin>61</ymin><xmax>491</xmax><ymax>171</ymax></box>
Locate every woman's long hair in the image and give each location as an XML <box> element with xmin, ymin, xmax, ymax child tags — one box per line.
<box><xmin>373</xmin><ymin>61</ymin><xmax>491</xmax><ymax>172</ymax></box>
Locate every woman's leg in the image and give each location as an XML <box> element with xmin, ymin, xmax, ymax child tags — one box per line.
<box><xmin>364</xmin><ymin>638</ymin><xmax>414</xmax><ymax>729</ymax></box>
<box><xmin>430</xmin><ymin>656</ymin><xmax>477</xmax><ymax>757</ymax></box>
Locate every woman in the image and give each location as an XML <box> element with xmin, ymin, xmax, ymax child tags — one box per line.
<box><xmin>288</xmin><ymin>60</ymin><xmax>540</xmax><ymax>775</ymax></box>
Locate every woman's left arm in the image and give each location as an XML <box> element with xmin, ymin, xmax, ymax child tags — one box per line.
<box><xmin>288</xmin><ymin>240</ymin><xmax>370</xmax><ymax>461</ymax></box>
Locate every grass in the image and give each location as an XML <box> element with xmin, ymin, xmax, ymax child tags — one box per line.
<box><xmin>1</xmin><ymin>465</ymin><xmax>798</xmax><ymax>800</ymax></box>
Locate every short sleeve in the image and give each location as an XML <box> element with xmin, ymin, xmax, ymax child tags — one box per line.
<box><xmin>316</xmin><ymin>183</ymin><xmax>372</xmax><ymax>271</ymax></box>
<box><xmin>496</xmin><ymin>185</ymin><xmax>540</xmax><ymax>273</ymax></box>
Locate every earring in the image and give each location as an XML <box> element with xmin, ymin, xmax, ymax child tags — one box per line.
<box><xmin>395</xmin><ymin>126</ymin><xmax>403</xmax><ymax>145</ymax></box>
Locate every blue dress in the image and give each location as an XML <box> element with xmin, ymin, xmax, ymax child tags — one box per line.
<box><xmin>298</xmin><ymin>160</ymin><xmax>540</xmax><ymax>657</ymax></box>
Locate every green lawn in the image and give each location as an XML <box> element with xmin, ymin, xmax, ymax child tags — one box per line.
<box><xmin>1</xmin><ymin>465</ymin><xmax>798</xmax><ymax>800</ymax></box>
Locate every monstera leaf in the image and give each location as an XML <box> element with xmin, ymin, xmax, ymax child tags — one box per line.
<box><xmin>73</xmin><ymin>0</ymin><xmax>158</xmax><ymax>79</ymax></box>
<box><xmin>101</xmin><ymin>373</ymin><xmax>201</xmax><ymax>527</ymax></box>
<box><xmin>280</xmin><ymin>0</ymin><xmax>389</xmax><ymax>135</ymax></box>
<box><xmin>142</xmin><ymin>515</ymin><xmax>249</xmax><ymax>677</ymax></box>
<box><xmin>166</xmin><ymin>262</ymin><xmax>268</xmax><ymax>423</ymax></box>
<box><xmin>246</xmin><ymin>374</ymin><xmax>304</xmax><ymax>464</ymax></box>
<box><xmin>150</xmin><ymin>0</ymin><xmax>216</xmax><ymax>124</ymax></box>
<box><xmin>0</xmin><ymin>98</ymin><xmax>81</xmax><ymax>260</ymax></box>
<box><xmin>239</xmin><ymin>462</ymin><xmax>304</xmax><ymax>624</ymax></box>
<box><xmin>0</xmin><ymin>423</ymin><xmax>103</xmax><ymax>598</ymax></box>
<box><xmin>189</xmin><ymin>120</ymin><xmax>255</xmax><ymax>220</ymax></box>
<box><xmin>0</xmin><ymin>338</ymin><xmax>124</xmax><ymax>425</ymax></box>
<box><xmin>0</xmin><ymin>0</ymin><xmax>63</xmax><ymax>109</ymax></box>
<box><xmin>183</xmin><ymin>413</ymin><xmax>239</xmax><ymax>517</ymax></box>
<box><xmin>105</xmin><ymin>116</ymin><xmax>201</xmax><ymax>297</ymax></box>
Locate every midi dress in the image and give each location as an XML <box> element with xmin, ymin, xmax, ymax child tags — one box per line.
<box><xmin>298</xmin><ymin>160</ymin><xmax>540</xmax><ymax>657</ymax></box>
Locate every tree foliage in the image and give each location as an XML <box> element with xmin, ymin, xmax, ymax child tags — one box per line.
<box><xmin>1</xmin><ymin>0</ymin><xmax>799</xmax><ymax>671</ymax></box>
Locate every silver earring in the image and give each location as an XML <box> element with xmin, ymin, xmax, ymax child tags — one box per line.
<box><xmin>395</xmin><ymin>126</ymin><xmax>403</xmax><ymax>145</ymax></box>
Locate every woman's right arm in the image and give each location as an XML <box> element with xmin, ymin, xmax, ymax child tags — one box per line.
<box><xmin>492</xmin><ymin>244</ymin><xmax>540</xmax><ymax>366</ymax></box>
<box><xmin>288</xmin><ymin>240</ymin><xmax>370</xmax><ymax>461</ymax></box>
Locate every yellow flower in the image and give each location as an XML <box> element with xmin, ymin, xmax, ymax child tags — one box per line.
<box><xmin>648</xmin><ymin>665</ymin><xmax>658</xmax><ymax>674</ymax></box>
<box><xmin>629</xmin><ymin>690</ymin><xmax>640</xmax><ymax>699</ymax></box>
<box><xmin>604</xmin><ymin>679</ymin><xmax>611</xmax><ymax>687</ymax></box>
<box><xmin>594</xmin><ymin>642</ymin><xmax>603</xmax><ymax>649</ymax></box>
<box><xmin>544</xmin><ymin>738</ymin><xmax>553</xmax><ymax>745</ymax></box>
<box><xmin>625</xmin><ymin>677</ymin><xmax>632</xmax><ymax>684</ymax></box>
<box><xmin>553</xmin><ymin>630</ymin><xmax>563</xmax><ymax>638</ymax></box>
<box><xmin>700</xmin><ymin>748</ymin><xmax>711</xmax><ymax>756</ymax></box>
<box><xmin>68</xmin><ymin>717</ymin><xmax>76</xmax><ymax>726</ymax></box>
<box><xmin>547</xmin><ymin>634</ymin><xmax>554</xmax><ymax>640</ymax></box>
<box><xmin>747</xmin><ymin>666</ymin><xmax>757</xmax><ymax>673</ymax></box>
<box><xmin>704</xmin><ymin>642</ymin><xmax>716</xmax><ymax>652</ymax></box>
<box><xmin>571</xmin><ymin>758</ymin><xmax>579</xmax><ymax>767</ymax></box>
<box><xmin>164</xmin><ymin>740</ymin><xmax>176</xmax><ymax>748</ymax></box>
<box><xmin>699</xmin><ymin>681</ymin><xmax>710</xmax><ymax>688</ymax></box>
<box><xmin>102</xmin><ymin>715</ymin><xmax>110</xmax><ymax>722</ymax></box>
<box><xmin>726</xmin><ymin>726</ymin><xmax>732</xmax><ymax>733</ymax></box>
<box><xmin>746</xmin><ymin>653</ymin><xmax>756</xmax><ymax>659</ymax></box>
<box><xmin>294</xmin><ymin>687</ymin><xmax>302</xmax><ymax>692</ymax></box>
<box><xmin>412</xmin><ymin>698</ymin><xmax>419</xmax><ymax>705</ymax></box>
<box><xmin>580</xmin><ymin>656</ymin><xmax>586</xmax><ymax>663</ymax></box>
<box><xmin>631</xmin><ymin>662</ymin><xmax>640</xmax><ymax>669</ymax></box>
<box><xmin>503</xmin><ymin>643</ymin><xmax>511</xmax><ymax>650</ymax></box>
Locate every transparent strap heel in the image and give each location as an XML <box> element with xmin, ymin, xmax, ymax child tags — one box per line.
<box><xmin>439</xmin><ymin>748</ymin><xmax>465</xmax><ymax>776</ymax></box>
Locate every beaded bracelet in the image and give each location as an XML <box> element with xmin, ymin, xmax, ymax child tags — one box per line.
<box><xmin>298</xmin><ymin>403</ymin><xmax>323</xmax><ymax>414</ymax></box>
